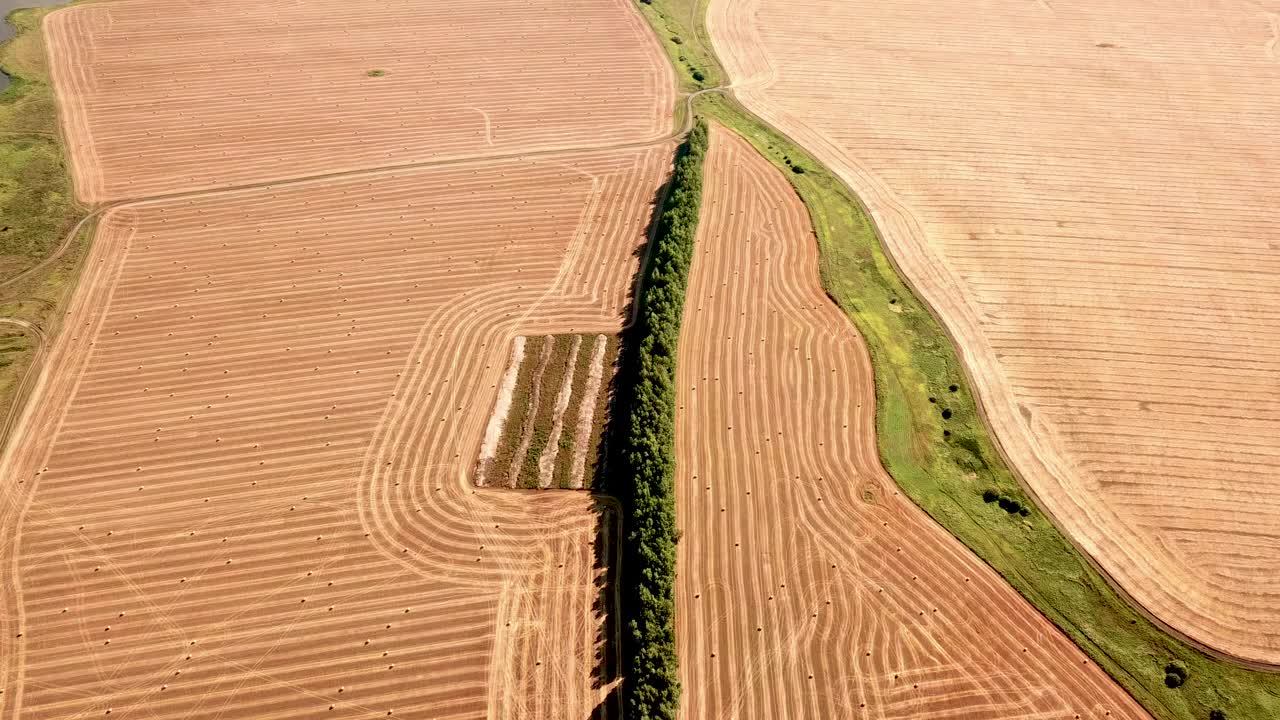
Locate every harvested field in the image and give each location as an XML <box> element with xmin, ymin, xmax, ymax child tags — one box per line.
<box><xmin>709</xmin><ymin>0</ymin><xmax>1280</xmax><ymax>663</ymax></box>
<box><xmin>44</xmin><ymin>0</ymin><xmax>675</xmax><ymax>201</ymax></box>
<box><xmin>0</xmin><ymin>145</ymin><xmax>671</xmax><ymax>719</ymax></box>
<box><xmin>478</xmin><ymin>332</ymin><xmax>617</xmax><ymax>490</ymax></box>
<box><xmin>675</xmin><ymin>124</ymin><xmax>1149</xmax><ymax>719</ymax></box>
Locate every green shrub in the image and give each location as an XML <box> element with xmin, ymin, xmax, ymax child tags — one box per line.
<box><xmin>982</xmin><ymin>489</ymin><xmax>998</xmax><ymax>503</ymax></box>
<box><xmin>1210</xmin><ymin>710</ymin><xmax>1226</xmax><ymax>720</ymax></box>
<box><xmin>615</xmin><ymin>119</ymin><xmax>708</xmax><ymax>720</ymax></box>
<box><xmin>1165</xmin><ymin>663</ymin><xmax>1189</xmax><ymax>689</ymax></box>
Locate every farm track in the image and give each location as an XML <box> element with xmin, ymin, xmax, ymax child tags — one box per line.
<box><xmin>0</xmin><ymin>0</ymin><xmax>680</xmax><ymax>717</ymax></box>
<box><xmin>676</xmin><ymin>124</ymin><xmax>1148</xmax><ymax>719</ymax></box>
<box><xmin>708</xmin><ymin>0</ymin><xmax>1280</xmax><ymax>664</ymax></box>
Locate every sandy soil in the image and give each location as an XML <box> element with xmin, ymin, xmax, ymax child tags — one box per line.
<box><xmin>675</xmin><ymin>124</ymin><xmax>1149</xmax><ymax>719</ymax></box>
<box><xmin>708</xmin><ymin>0</ymin><xmax>1280</xmax><ymax>663</ymax></box>
<box><xmin>44</xmin><ymin>0</ymin><xmax>675</xmax><ymax>202</ymax></box>
<box><xmin>0</xmin><ymin>146</ymin><xmax>670</xmax><ymax>719</ymax></box>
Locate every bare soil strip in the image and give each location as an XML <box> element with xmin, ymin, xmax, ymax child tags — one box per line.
<box><xmin>708</xmin><ymin>0</ymin><xmax>1280</xmax><ymax>663</ymax></box>
<box><xmin>675</xmin><ymin>123</ymin><xmax>1148</xmax><ymax>719</ymax></box>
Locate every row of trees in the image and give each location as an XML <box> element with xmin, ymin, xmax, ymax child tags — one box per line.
<box><xmin>615</xmin><ymin>119</ymin><xmax>709</xmax><ymax>720</ymax></box>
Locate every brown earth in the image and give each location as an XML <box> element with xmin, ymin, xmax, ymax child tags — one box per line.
<box><xmin>675</xmin><ymin>123</ymin><xmax>1150</xmax><ymax>719</ymax></box>
<box><xmin>44</xmin><ymin>0</ymin><xmax>675</xmax><ymax>202</ymax></box>
<box><xmin>0</xmin><ymin>147</ymin><xmax>670</xmax><ymax>719</ymax></box>
<box><xmin>708</xmin><ymin>0</ymin><xmax>1280</xmax><ymax>664</ymax></box>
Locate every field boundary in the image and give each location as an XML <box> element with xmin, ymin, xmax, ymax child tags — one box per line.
<box><xmin>631</xmin><ymin>2</ymin><xmax>1280</xmax><ymax>719</ymax></box>
<box><xmin>610</xmin><ymin>119</ymin><xmax>708</xmax><ymax>720</ymax></box>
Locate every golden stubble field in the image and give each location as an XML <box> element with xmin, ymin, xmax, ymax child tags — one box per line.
<box><xmin>675</xmin><ymin>123</ymin><xmax>1147</xmax><ymax>719</ymax></box>
<box><xmin>45</xmin><ymin>0</ymin><xmax>675</xmax><ymax>201</ymax></box>
<box><xmin>709</xmin><ymin>0</ymin><xmax>1280</xmax><ymax>663</ymax></box>
<box><xmin>1</xmin><ymin>0</ymin><xmax>677</xmax><ymax>717</ymax></box>
<box><xmin>0</xmin><ymin>146</ymin><xmax>673</xmax><ymax>720</ymax></box>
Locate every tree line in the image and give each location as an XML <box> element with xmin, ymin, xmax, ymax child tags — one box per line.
<box><xmin>613</xmin><ymin>118</ymin><xmax>708</xmax><ymax>720</ymax></box>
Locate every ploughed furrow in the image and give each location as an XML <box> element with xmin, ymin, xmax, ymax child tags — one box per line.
<box><xmin>674</xmin><ymin>125</ymin><xmax>1148</xmax><ymax>719</ymax></box>
<box><xmin>45</xmin><ymin>0</ymin><xmax>675</xmax><ymax>202</ymax></box>
<box><xmin>709</xmin><ymin>0</ymin><xmax>1280</xmax><ymax>662</ymax></box>
<box><xmin>0</xmin><ymin>146</ymin><xmax>670</xmax><ymax>719</ymax></box>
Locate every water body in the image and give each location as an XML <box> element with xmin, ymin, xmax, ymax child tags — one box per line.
<box><xmin>1</xmin><ymin>1</ymin><xmax>65</xmax><ymax>92</ymax></box>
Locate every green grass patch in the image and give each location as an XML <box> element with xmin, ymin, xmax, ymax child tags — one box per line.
<box><xmin>518</xmin><ymin>333</ymin><xmax>577</xmax><ymax>488</ymax></box>
<box><xmin>635</xmin><ymin>2</ymin><xmax>1280</xmax><ymax>719</ymax></box>
<box><xmin>552</xmin><ymin>334</ymin><xmax>602</xmax><ymax>489</ymax></box>
<box><xmin>365</xmin><ymin>68</ymin><xmax>386</xmax><ymax>78</ymax></box>
<box><xmin>0</xmin><ymin>4</ymin><xmax>91</xmax><ymax>438</ymax></box>
<box><xmin>489</xmin><ymin>335</ymin><xmax>550</xmax><ymax>486</ymax></box>
<box><xmin>487</xmin><ymin>333</ymin><xmax>620</xmax><ymax>490</ymax></box>
<box><xmin>582</xmin><ymin>334</ymin><xmax>620</xmax><ymax>491</ymax></box>
<box><xmin>634</xmin><ymin>0</ymin><xmax>720</xmax><ymax>92</ymax></box>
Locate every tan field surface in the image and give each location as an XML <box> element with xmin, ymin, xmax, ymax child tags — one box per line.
<box><xmin>709</xmin><ymin>0</ymin><xmax>1280</xmax><ymax>663</ymax></box>
<box><xmin>674</xmin><ymin>124</ymin><xmax>1148</xmax><ymax>719</ymax></box>
<box><xmin>45</xmin><ymin>0</ymin><xmax>675</xmax><ymax>202</ymax></box>
<box><xmin>0</xmin><ymin>146</ymin><xmax>671</xmax><ymax>719</ymax></box>
<box><xmin>1</xmin><ymin>1</ymin><xmax>681</xmax><ymax>716</ymax></box>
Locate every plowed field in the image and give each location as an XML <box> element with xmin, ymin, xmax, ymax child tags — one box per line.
<box><xmin>675</xmin><ymin>124</ymin><xmax>1148</xmax><ymax>719</ymax></box>
<box><xmin>0</xmin><ymin>147</ymin><xmax>670</xmax><ymax>719</ymax></box>
<box><xmin>709</xmin><ymin>0</ymin><xmax>1280</xmax><ymax>663</ymax></box>
<box><xmin>45</xmin><ymin>0</ymin><xmax>675</xmax><ymax>201</ymax></box>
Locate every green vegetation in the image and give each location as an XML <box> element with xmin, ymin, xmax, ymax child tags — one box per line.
<box><xmin>634</xmin><ymin>0</ymin><xmax>719</xmax><ymax>91</ymax></box>
<box><xmin>613</xmin><ymin>120</ymin><xmax>707</xmax><ymax>720</ymax></box>
<box><xmin>488</xmin><ymin>333</ymin><xmax>617</xmax><ymax>490</ymax></box>
<box><xmin>518</xmin><ymin>334</ymin><xmax>576</xmax><ymax>486</ymax></box>
<box><xmin>0</xmin><ymin>5</ymin><xmax>90</xmax><ymax>440</ymax></box>
<box><xmin>634</xmin><ymin>1</ymin><xmax>1280</xmax><ymax>719</ymax></box>
<box><xmin>365</xmin><ymin>68</ymin><xmax>386</xmax><ymax>77</ymax></box>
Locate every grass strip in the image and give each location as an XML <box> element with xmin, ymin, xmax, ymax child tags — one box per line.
<box><xmin>0</xmin><ymin>5</ymin><xmax>90</xmax><ymax>437</ymax></box>
<box><xmin>635</xmin><ymin>2</ymin><xmax>1280</xmax><ymax>719</ymax></box>
<box><xmin>520</xmin><ymin>333</ymin><xmax>578</xmax><ymax>487</ymax></box>
<box><xmin>553</xmin><ymin>333</ymin><xmax>598</xmax><ymax>489</ymax></box>
<box><xmin>489</xmin><ymin>335</ymin><xmax>545</xmax><ymax>486</ymax></box>
<box><xmin>613</xmin><ymin>119</ymin><xmax>707</xmax><ymax>720</ymax></box>
<box><xmin>582</xmin><ymin>334</ymin><xmax>620</xmax><ymax>491</ymax></box>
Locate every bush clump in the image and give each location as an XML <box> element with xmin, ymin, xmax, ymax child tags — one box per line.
<box><xmin>987</xmin><ymin>490</ymin><xmax>1030</xmax><ymax>519</ymax></box>
<box><xmin>1164</xmin><ymin>662</ymin><xmax>1188</xmax><ymax>688</ymax></box>
<box><xmin>615</xmin><ymin>119</ymin><xmax>709</xmax><ymax>720</ymax></box>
